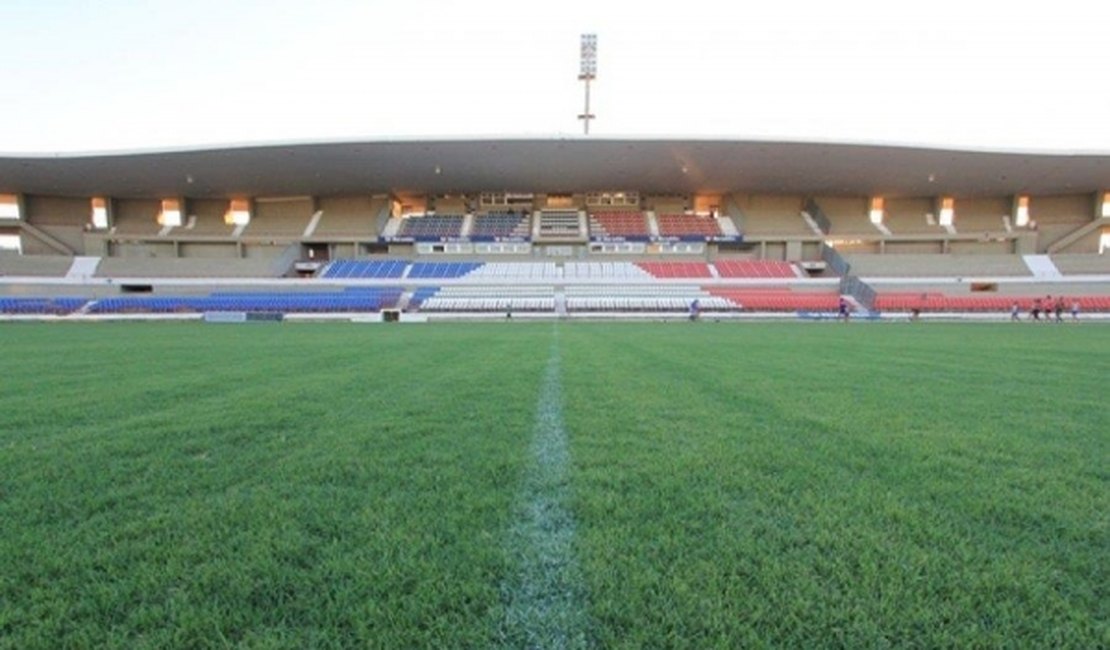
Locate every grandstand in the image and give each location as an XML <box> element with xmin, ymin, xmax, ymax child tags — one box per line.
<box><xmin>471</xmin><ymin>212</ymin><xmax>532</xmax><ymax>239</ymax></box>
<box><xmin>589</xmin><ymin>211</ymin><xmax>651</xmax><ymax>239</ymax></box>
<box><xmin>655</xmin><ymin>213</ymin><xmax>722</xmax><ymax>238</ymax></box>
<box><xmin>398</xmin><ymin>214</ymin><xmax>466</xmax><ymax>240</ymax></box>
<box><xmin>0</xmin><ymin>138</ymin><xmax>1107</xmax><ymax>319</ymax></box>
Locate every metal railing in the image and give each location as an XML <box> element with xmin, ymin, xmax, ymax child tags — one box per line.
<box><xmin>839</xmin><ymin>275</ymin><xmax>877</xmax><ymax>311</ymax></box>
<box><xmin>804</xmin><ymin>198</ymin><xmax>831</xmax><ymax>234</ymax></box>
<box><xmin>821</xmin><ymin>242</ymin><xmax>850</xmax><ymax>276</ymax></box>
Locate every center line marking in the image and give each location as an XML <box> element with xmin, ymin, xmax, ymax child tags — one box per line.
<box><xmin>498</xmin><ymin>328</ymin><xmax>590</xmax><ymax>648</ymax></box>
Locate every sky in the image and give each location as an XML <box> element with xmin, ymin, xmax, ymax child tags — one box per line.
<box><xmin>1</xmin><ymin>0</ymin><xmax>1108</xmax><ymax>153</ymax></box>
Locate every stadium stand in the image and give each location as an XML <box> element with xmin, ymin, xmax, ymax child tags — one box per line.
<box><xmin>537</xmin><ymin>209</ymin><xmax>583</xmax><ymax>238</ymax></box>
<box><xmin>873</xmin><ymin>292</ymin><xmax>1110</xmax><ymax>313</ymax></box>
<box><xmin>655</xmin><ymin>214</ymin><xmax>722</xmax><ymax>237</ymax></box>
<box><xmin>714</xmin><ymin>260</ymin><xmax>797</xmax><ymax>278</ymax></box>
<box><xmin>409</xmin><ymin>287</ymin><xmax>440</xmax><ymax>309</ymax></box>
<box><xmin>1</xmin><ymin>140</ymin><xmax>1108</xmax><ymax>321</ymax></box>
<box><xmin>419</xmin><ymin>286</ymin><xmax>555</xmax><ymax>313</ymax></box>
<box><xmin>470</xmin><ymin>212</ymin><xmax>532</xmax><ymax>239</ymax></box>
<box><xmin>0</xmin><ymin>296</ymin><xmax>87</xmax><ymax>315</ymax></box>
<box><xmin>321</xmin><ymin>259</ymin><xmax>409</xmax><ymax>279</ymax></box>
<box><xmin>90</xmin><ymin>288</ymin><xmax>402</xmax><ymax>314</ymax></box>
<box><xmin>565</xmin><ymin>285</ymin><xmax>730</xmax><ymax>312</ymax></box>
<box><xmin>398</xmin><ymin>214</ymin><xmax>465</xmax><ymax>239</ymax></box>
<box><xmin>406</xmin><ymin>261</ymin><xmax>484</xmax><ymax>279</ymax></box>
<box><xmin>464</xmin><ymin>262</ymin><xmax>560</xmax><ymax>280</ymax></box>
<box><xmin>707</xmin><ymin>288</ymin><xmax>841</xmax><ymax>312</ymax></box>
<box><xmin>636</xmin><ymin>262</ymin><xmax>712</xmax><ymax>278</ymax></box>
<box><xmin>589</xmin><ymin>211</ymin><xmax>651</xmax><ymax>238</ymax></box>
<box><xmin>563</xmin><ymin>262</ymin><xmax>654</xmax><ymax>280</ymax></box>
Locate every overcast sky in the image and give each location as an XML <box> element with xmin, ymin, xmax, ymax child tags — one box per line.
<box><xmin>1</xmin><ymin>0</ymin><xmax>1108</xmax><ymax>153</ymax></box>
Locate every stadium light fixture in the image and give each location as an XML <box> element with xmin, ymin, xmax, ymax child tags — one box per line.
<box><xmin>0</xmin><ymin>194</ymin><xmax>20</xmax><ymax>220</ymax></box>
<box><xmin>1014</xmin><ymin>195</ymin><xmax>1030</xmax><ymax>227</ymax></box>
<box><xmin>90</xmin><ymin>197</ymin><xmax>109</xmax><ymax>229</ymax></box>
<box><xmin>0</xmin><ymin>234</ymin><xmax>21</xmax><ymax>252</ymax></box>
<box><xmin>225</xmin><ymin>198</ymin><xmax>251</xmax><ymax>226</ymax></box>
<box><xmin>578</xmin><ymin>34</ymin><xmax>597</xmax><ymax>135</ymax></box>
<box><xmin>938</xmin><ymin>197</ymin><xmax>955</xmax><ymax>226</ymax></box>
<box><xmin>868</xmin><ymin>197</ymin><xmax>884</xmax><ymax>224</ymax></box>
<box><xmin>159</xmin><ymin>199</ymin><xmax>182</xmax><ymax>227</ymax></box>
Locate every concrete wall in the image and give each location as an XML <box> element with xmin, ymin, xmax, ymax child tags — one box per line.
<box><xmin>314</xmin><ymin>196</ymin><xmax>376</xmax><ymax>237</ymax></box>
<box><xmin>885</xmin><ymin>198</ymin><xmax>943</xmax><ymax>234</ymax></box>
<box><xmin>956</xmin><ymin>197</ymin><xmax>1010</xmax><ymax>232</ymax></box>
<box><xmin>884</xmin><ymin>241</ymin><xmax>945</xmax><ymax>255</ymax></box>
<box><xmin>645</xmin><ymin>195</ymin><xmax>689</xmax><ymax>213</ymax></box>
<box><xmin>113</xmin><ymin>199</ymin><xmax>162</xmax><ymax>235</ymax></box>
<box><xmin>253</xmin><ymin>197</ymin><xmax>314</xmax><ymax>236</ymax></box>
<box><xmin>109</xmin><ymin>241</ymin><xmax>177</xmax><ymax>258</ymax></box>
<box><xmin>0</xmin><ymin>253</ymin><xmax>72</xmax><ymax>276</ymax></box>
<box><xmin>185</xmin><ymin>199</ymin><xmax>234</xmax><ymax>235</ymax></box>
<box><xmin>1031</xmin><ymin>194</ymin><xmax>1093</xmax><ymax>224</ymax></box>
<box><xmin>815</xmin><ymin>196</ymin><xmax>873</xmax><ymax>235</ymax></box>
<box><xmin>95</xmin><ymin>256</ymin><xmax>275</xmax><ymax>278</ymax></box>
<box><xmin>1052</xmin><ymin>253</ymin><xmax>1110</xmax><ymax>274</ymax></box>
<box><xmin>179</xmin><ymin>243</ymin><xmax>239</xmax><ymax>259</ymax></box>
<box><xmin>24</xmin><ymin>196</ymin><xmax>87</xmax><ymax>227</ymax></box>
<box><xmin>37</xmin><ymin>225</ymin><xmax>86</xmax><ymax>252</ymax></box>
<box><xmin>949</xmin><ymin>239</ymin><xmax>1015</xmax><ymax>255</ymax></box>
<box><xmin>731</xmin><ymin>194</ymin><xmax>810</xmax><ymax>235</ymax></box>
<box><xmin>844</xmin><ymin>253</ymin><xmax>1030</xmax><ymax>277</ymax></box>
<box><xmin>432</xmin><ymin>196</ymin><xmax>467</xmax><ymax>214</ymax></box>
<box><xmin>243</xmin><ymin>244</ymin><xmax>287</xmax><ymax>260</ymax></box>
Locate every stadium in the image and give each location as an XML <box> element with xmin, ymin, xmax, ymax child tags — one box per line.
<box><xmin>1</xmin><ymin>137</ymin><xmax>1109</xmax><ymax>320</ymax></box>
<box><xmin>1</xmin><ymin>136</ymin><xmax>1107</xmax><ymax>648</ymax></box>
<box><xmin>2</xmin><ymin>3</ymin><xmax>1108</xmax><ymax>646</ymax></box>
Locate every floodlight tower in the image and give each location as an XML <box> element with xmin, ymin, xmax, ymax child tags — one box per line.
<box><xmin>578</xmin><ymin>34</ymin><xmax>597</xmax><ymax>135</ymax></box>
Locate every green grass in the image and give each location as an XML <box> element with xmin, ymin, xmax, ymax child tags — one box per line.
<box><xmin>0</xmin><ymin>322</ymin><xmax>1106</xmax><ymax>648</ymax></box>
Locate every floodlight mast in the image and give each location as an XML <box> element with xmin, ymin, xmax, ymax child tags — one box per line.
<box><xmin>578</xmin><ymin>34</ymin><xmax>597</xmax><ymax>135</ymax></box>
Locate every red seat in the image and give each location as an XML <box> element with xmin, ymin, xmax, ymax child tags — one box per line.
<box><xmin>715</xmin><ymin>260</ymin><xmax>796</xmax><ymax>278</ymax></box>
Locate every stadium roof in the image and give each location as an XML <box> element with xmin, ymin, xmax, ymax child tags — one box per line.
<box><xmin>1</xmin><ymin>137</ymin><xmax>1108</xmax><ymax>199</ymax></box>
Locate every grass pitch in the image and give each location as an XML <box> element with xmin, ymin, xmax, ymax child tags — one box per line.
<box><xmin>0</xmin><ymin>322</ymin><xmax>1106</xmax><ymax>648</ymax></box>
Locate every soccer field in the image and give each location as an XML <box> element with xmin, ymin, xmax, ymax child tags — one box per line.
<box><xmin>0</xmin><ymin>322</ymin><xmax>1106</xmax><ymax>648</ymax></box>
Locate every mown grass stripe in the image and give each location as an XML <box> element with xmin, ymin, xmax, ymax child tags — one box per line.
<box><xmin>498</xmin><ymin>328</ymin><xmax>591</xmax><ymax>649</ymax></box>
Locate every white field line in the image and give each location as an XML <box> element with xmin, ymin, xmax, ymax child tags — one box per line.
<box><xmin>498</xmin><ymin>329</ymin><xmax>591</xmax><ymax>648</ymax></box>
